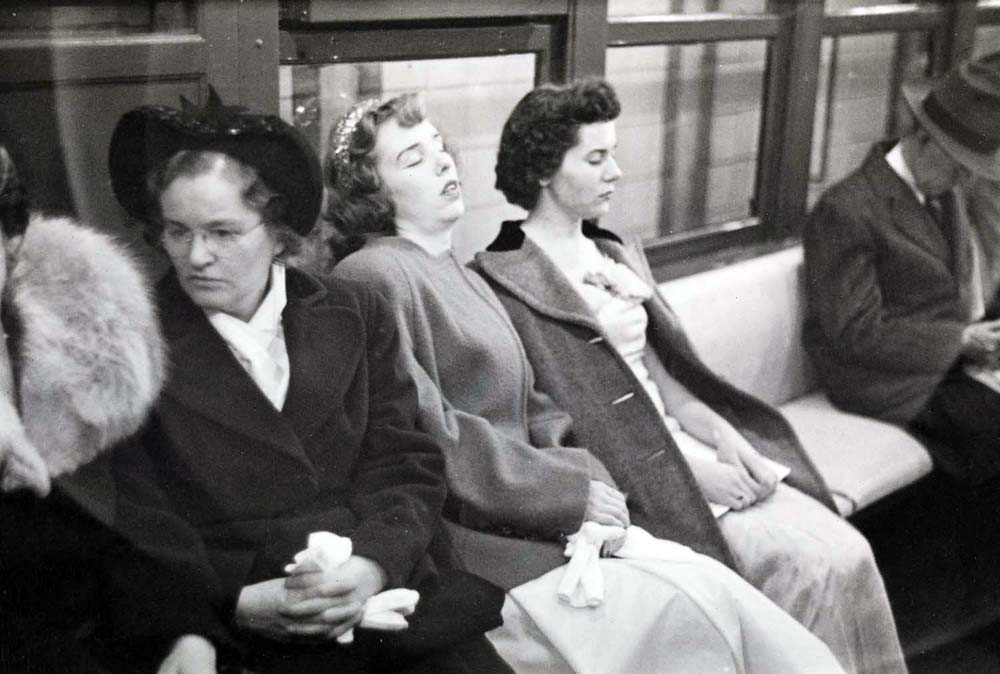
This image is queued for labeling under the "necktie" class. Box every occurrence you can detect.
[926,191,951,233]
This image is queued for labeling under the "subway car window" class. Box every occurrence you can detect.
[608,0,766,17]
[808,31,931,205]
[0,1,195,37]
[604,40,766,241]
[280,55,536,258]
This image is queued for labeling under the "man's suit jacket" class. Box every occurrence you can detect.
[803,141,995,423]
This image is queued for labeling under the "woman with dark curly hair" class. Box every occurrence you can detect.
[475,78,907,674]
[324,92,845,674]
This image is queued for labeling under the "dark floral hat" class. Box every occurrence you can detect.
[108,87,322,235]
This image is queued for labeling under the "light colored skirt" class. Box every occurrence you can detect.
[718,483,908,674]
[487,553,844,674]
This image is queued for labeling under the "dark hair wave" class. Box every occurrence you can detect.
[495,78,620,211]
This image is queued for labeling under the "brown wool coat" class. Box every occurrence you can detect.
[474,222,835,571]
[802,142,998,424]
[333,238,607,590]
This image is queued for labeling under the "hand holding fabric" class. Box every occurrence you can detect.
[715,429,778,501]
[235,577,322,641]
[686,453,760,511]
[283,532,417,644]
[559,524,699,608]
[583,480,630,529]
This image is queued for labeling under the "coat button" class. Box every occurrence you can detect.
[610,392,635,405]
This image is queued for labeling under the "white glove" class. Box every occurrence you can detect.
[558,521,626,608]
[287,532,420,644]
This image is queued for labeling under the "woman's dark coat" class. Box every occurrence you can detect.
[474,222,836,571]
[113,267,505,673]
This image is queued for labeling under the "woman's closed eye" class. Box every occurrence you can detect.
[586,148,616,166]
[400,137,446,168]
[400,148,423,168]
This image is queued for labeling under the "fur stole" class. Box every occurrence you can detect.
[4,214,165,479]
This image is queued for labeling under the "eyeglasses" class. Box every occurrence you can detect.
[160,221,264,257]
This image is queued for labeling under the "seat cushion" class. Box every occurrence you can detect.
[780,392,933,516]
[659,246,815,407]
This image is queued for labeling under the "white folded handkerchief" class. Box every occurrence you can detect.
[558,523,699,608]
[286,531,420,644]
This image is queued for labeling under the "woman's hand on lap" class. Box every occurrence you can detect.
[737,448,779,500]
[688,455,759,510]
[280,555,388,639]
[584,480,630,528]
[235,576,352,642]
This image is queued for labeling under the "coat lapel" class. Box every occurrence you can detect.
[158,274,312,472]
[279,275,364,443]
[864,149,951,268]
[475,238,604,335]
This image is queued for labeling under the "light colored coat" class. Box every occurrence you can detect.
[475,222,835,571]
[334,238,610,589]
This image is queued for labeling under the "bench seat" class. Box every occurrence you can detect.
[780,392,933,515]
[659,246,933,516]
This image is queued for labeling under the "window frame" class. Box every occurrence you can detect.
[276,0,987,279]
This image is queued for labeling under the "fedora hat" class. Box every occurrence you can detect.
[109,88,322,235]
[902,51,1000,181]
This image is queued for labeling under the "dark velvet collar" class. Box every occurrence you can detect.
[487,218,623,252]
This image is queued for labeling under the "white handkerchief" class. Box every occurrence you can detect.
[286,531,420,644]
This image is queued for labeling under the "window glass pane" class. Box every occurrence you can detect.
[824,0,911,11]
[974,24,1000,57]
[280,54,535,261]
[604,40,766,241]
[609,0,765,18]
[808,32,931,205]
[0,1,195,38]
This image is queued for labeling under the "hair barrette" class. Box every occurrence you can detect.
[330,97,381,187]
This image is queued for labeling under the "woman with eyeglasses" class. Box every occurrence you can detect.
[104,93,512,674]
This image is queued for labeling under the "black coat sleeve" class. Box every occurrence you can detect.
[106,433,236,655]
[339,284,450,589]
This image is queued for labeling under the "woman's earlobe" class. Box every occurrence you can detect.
[539,178,551,187]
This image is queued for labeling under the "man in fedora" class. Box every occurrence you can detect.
[803,52,1000,487]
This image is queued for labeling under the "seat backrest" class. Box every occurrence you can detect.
[658,246,816,406]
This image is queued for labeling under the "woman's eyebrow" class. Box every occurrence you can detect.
[163,218,241,229]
